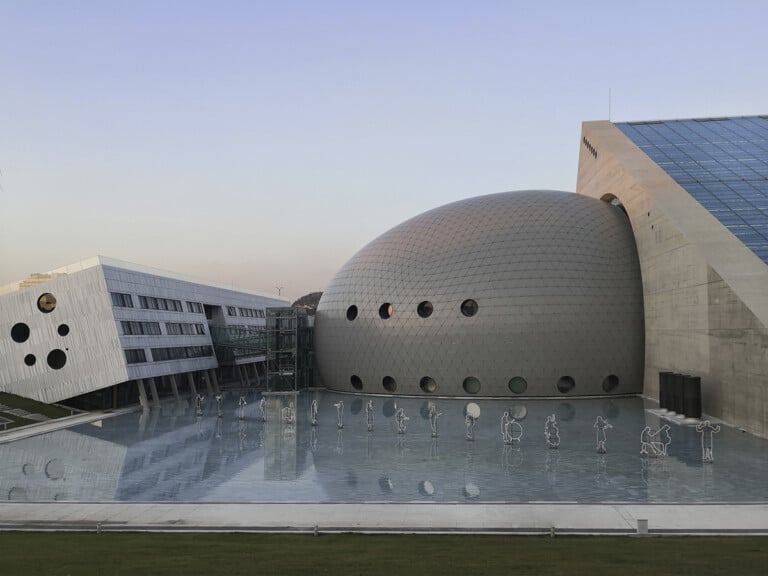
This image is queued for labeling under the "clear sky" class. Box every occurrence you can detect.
[2,0,767,300]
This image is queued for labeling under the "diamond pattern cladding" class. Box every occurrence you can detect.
[314,191,645,397]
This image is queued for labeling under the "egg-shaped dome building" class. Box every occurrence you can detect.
[315,190,644,397]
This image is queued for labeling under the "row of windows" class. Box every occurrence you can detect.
[139,295,184,312]
[126,345,213,364]
[111,292,206,314]
[348,374,620,394]
[346,299,479,321]
[111,292,134,308]
[125,349,147,364]
[121,321,162,336]
[227,306,266,318]
[121,321,207,336]
[166,322,206,336]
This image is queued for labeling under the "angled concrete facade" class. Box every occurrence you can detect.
[0,257,287,404]
[577,120,768,436]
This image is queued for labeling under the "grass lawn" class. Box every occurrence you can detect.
[0,392,74,430]
[0,533,765,576]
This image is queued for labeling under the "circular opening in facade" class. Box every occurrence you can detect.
[508,376,528,394]
[47,349,67,370]
[460,299,478,317]
[57,324,70,336]
[602,374,619,393]
[346,305,358,321]
[45,459,64,480]
[382,376,397,393]
[420,376,437,393]
[24,354,36,367]
[378,303,393,319]
[11,323,30,343]
[37,293,57,313]
[463,377,481,394]
[417,301,433,318]
[557,376,575,394]
[350,375,363,390]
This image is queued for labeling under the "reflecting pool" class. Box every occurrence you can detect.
[2,391,766,503]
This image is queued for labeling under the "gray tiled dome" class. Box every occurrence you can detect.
[315,190,644,397]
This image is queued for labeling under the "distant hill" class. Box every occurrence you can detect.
[292,291,322,311]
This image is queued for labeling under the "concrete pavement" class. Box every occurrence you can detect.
[1,502,767,535]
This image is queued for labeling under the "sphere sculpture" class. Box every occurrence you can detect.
[315,190,644,397]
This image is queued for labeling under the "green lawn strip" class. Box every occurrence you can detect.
[0,533,765,576]
[0,392,73,419]
[0,411,37,430]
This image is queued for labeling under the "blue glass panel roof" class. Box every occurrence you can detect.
[617,116,768,266]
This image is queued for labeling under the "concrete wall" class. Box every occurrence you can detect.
[577,121,768,436]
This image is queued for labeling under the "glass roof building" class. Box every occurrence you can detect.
[617,117,768,263]
[578,116,768,437]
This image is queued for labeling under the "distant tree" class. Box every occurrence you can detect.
[291,291,323,311]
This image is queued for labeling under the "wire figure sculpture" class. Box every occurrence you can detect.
[310,399,318,427]
[640,424,672,456]
[237,394,247,420]
[428,404,443,438]
[195,394,205,416]
[593,416,612,454]
[544,414,560,448]
[334,400,344,429]
[696,420,721,463]
[365,399,374,431]
[395,407,409,434]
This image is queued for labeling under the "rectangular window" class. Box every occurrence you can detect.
[187,301,203,314]
[227,306,237,316]
[150,345,213,362]
[121,321,161,336]
[138,295,184,312]
[124,348,147,364]
[110,292,134,308]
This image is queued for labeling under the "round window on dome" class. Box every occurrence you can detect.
[602,374,619,393]
[460,299,478,317]
[417,301,433,318]
[463,377,481,394]
[346,305,358,321]
[351,375,363,390]
[508,377,528,394]
[379,303,393,319]
[557,376,575,394]
[420,376,437,393]
[382,376,397,393]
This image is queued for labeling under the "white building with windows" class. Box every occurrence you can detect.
[0,256,287,407]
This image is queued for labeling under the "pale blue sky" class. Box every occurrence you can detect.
[2,0,767,300]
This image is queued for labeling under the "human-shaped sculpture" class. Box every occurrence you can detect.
[237,395,247,420]
[258,397,266,421]
[334,400,344,429]
[500,410,510,442]
[215,393,223,418]
[365,400,374,432]
[593,416,612,454]
[428,405,443,438]
[544,414,560,449]
[310,399,318,427]
[395,407,409,434]
[696,420,721,463]
[503,417,523,445]
[640,424,672,456]
[238,420,247,450]
[465,413,477,441]
[283,401,296,426]
[195,394,205,416]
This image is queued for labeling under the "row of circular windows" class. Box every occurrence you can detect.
[346,299,478,321]
[348,374,620,394]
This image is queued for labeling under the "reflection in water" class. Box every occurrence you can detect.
[1,392,767,504]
